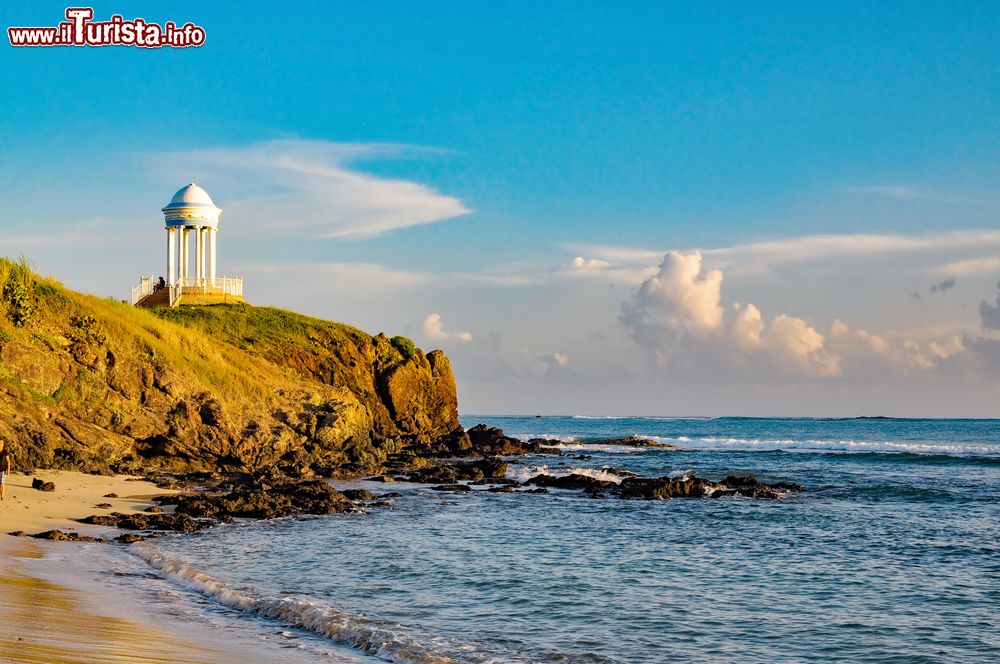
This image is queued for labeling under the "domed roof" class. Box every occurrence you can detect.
[163,183,219,210]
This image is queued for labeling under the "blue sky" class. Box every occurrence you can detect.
[2,1,999,415]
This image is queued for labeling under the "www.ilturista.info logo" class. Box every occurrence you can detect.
[8,7,205,48]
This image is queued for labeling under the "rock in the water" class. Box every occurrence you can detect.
[94,503,113,509]
[78,512,212,533]
[588,436,676,449]
[525,438,564,455]
[30,530,102,542]
[466,424,527,455]
[103,493,119,498]
[171,479,354,521]
[342,489,377,501]
[115,533,145,544]
[616,474,802,500]
[407,465,459,484]
[525,473,617,492]
[430,484,471,492]
[618,476,712,499]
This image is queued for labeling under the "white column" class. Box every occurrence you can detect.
[209,229,217,284]
[180,229,189,280]
[197,228,204,280]
[167,228,176,285]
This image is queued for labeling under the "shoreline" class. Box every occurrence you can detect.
[0,471,281,664]
[0,432,804,664]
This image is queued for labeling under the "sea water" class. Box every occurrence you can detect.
[123,417,998,662]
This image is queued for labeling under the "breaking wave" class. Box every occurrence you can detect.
[558,436,999,459]
[506,464,633,484]
[130,544,510,664]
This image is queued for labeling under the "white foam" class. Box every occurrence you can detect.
[552,435,997,458]
[130,544,497,664]
[655,436,998,457]
[507,465,629,484]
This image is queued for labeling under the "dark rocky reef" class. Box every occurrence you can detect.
[525,472,801,500]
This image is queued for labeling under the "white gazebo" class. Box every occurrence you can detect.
[131,183,243,307]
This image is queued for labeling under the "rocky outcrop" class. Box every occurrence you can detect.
[0,259,464,477]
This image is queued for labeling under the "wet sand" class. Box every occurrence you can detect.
[0,471,271,664]
[0,539,248,663]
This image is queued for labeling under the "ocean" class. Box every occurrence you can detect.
[79,417,1000,662]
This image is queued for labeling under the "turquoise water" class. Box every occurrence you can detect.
[135,417,1000,662]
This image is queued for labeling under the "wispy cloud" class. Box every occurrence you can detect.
[0,218,145,249]
[932,257,1000,276]
[243,261,435,288]
[154,139,472,239]
[841,185,987,206]
[571,229,1000,278]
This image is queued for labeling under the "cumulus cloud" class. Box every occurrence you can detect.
[156,139,471,239]
[422,313,472,342]
[621,251,724,336]
[829,320,950,373]
[618,250,974,380]
[980,280,1000,331]
[620,252,839,378]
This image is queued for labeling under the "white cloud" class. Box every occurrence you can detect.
[623,251,725,335]
[521,348,572,377]
[620,251,839,378]
[766,314,840,377]
[156,139,471,239]
[829,320,965,373]
[571,256,611,272]
[928,337,965,360]
[567,255,658,285]
[422,313,472,342]
[572,229,1000,278]
[245,261,433,288]
[934,257,1000,276]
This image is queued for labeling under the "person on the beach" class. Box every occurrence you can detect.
[0,438,10,501]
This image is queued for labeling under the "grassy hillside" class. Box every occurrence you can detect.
[0,258,460,476]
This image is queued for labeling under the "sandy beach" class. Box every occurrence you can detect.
[0,471,270,664]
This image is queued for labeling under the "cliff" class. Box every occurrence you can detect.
[0,258,463,476]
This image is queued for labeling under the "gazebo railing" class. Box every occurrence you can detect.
[133,275,242,306]
[178,276,243,297]
[130,275,155,305]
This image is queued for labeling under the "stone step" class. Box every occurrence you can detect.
[135,289,171,308]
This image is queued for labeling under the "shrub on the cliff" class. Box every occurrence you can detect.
[2,257,38,327]
[67,314,107,346]
[390,335,415,359]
